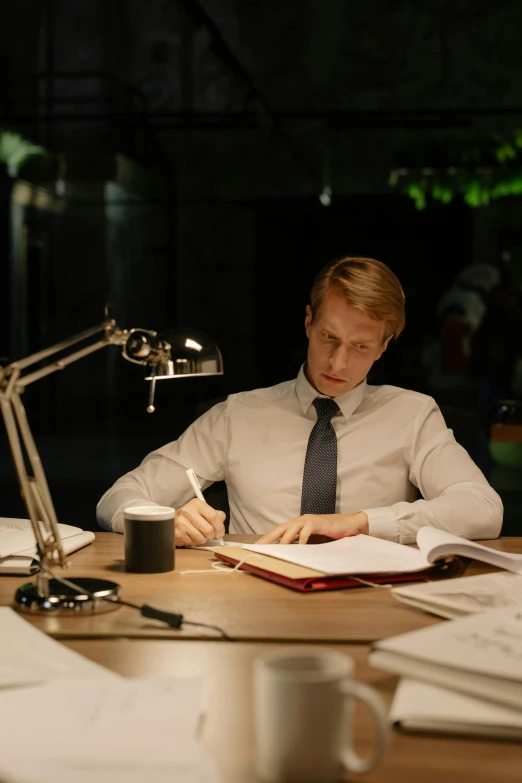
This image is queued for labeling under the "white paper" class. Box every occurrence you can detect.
[0,752,218,783]
[244,526,522,577]
[375,606,522,683]
[370,607,522,711]
[244,534,430,575]
[0,750,218,783]
[0,607,116,687]
[391,677,522,736]
[393,571,522,619]
[417,526,522,574]
[195,540,245,550]
[0,678,217,783]
[0,677,202,736]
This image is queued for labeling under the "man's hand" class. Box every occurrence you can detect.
[256,512,369,545]
[175,499,226,546]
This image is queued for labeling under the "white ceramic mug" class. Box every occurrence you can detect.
[253,647,389,783]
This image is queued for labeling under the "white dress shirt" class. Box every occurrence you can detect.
[96,366,503,543]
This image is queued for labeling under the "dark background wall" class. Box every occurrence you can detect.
[1,0,521,531]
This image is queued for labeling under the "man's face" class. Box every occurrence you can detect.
[304,288,391,397]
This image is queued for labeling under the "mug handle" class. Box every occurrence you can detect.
[339,680,390,774]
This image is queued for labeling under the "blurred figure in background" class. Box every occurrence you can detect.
[421,261,503,476]
[470,257,522,422]
[423,263,501,404]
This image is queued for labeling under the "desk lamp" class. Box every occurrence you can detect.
[0,317,223,613]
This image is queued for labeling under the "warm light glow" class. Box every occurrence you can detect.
[185,339,203,351]
[318,185,332,207]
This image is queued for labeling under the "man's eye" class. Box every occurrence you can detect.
[324,333,336,340]
[357,344,369,351]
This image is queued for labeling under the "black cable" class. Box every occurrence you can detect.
[38,563,231,640]
[104,598,231,639]
[182,621,232,641]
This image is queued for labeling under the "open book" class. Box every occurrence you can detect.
[0,518,95,575]
[369,606,522,711]
[240,526,521,577]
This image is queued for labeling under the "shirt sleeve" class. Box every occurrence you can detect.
[96,401,228,533]
[362,399,503,544]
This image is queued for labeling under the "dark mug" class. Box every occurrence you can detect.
[124,505,175,573]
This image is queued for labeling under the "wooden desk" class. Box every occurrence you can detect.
[61,637,522,783]
[0,534,520,643]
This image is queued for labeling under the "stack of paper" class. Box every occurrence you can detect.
[370,606,522,740]
[392,571,522,620]
[390,679,522,740]
[0,517,94,574]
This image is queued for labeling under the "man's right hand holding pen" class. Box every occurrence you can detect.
[175,499,226,547]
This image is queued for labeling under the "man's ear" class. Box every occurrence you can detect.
[305,305,312,338]
[376,334,393,360]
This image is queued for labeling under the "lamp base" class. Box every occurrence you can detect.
[15,578,121,614]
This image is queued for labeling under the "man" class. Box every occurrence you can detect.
[97,257,503,546]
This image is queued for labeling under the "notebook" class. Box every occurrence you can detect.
[0,518,95,575]
[369,606,522,711]
[390,678,522,740]
[392,571,522,619]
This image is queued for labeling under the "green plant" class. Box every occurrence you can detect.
[0,130,46,176]
[389,129,522,209]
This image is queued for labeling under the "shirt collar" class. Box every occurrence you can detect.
[295,364,367,420]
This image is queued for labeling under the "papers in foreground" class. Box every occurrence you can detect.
[0,608,218,783]
[392,571,522,619]
[390,678,522,740]
[370,606,522,711]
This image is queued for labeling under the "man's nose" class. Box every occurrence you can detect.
[330,344,349,372]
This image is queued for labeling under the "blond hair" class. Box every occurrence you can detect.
[310,257,406,340]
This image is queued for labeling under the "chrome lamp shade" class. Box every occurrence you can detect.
[122,326,224,413]
[145,328,224,380]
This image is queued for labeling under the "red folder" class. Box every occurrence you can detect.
[213,550,462,593]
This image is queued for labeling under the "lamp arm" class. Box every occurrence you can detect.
[0,319,157,595]
[4,319,129,386]
[0,395,49,558]
[18,337,118,388]
[0,391,65,596]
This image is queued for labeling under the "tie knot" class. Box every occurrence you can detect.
[312,397,340,422]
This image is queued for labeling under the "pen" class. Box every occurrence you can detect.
[185,468,225,546]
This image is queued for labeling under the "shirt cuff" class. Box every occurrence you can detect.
[361,506,400,542]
